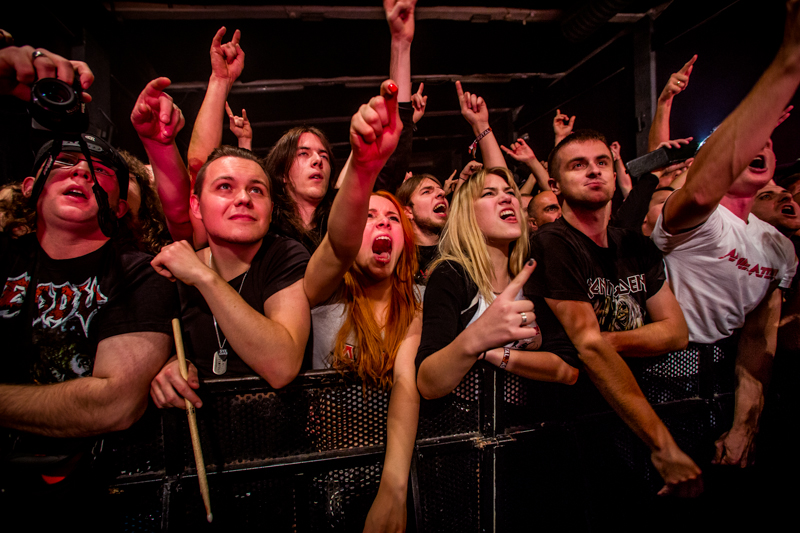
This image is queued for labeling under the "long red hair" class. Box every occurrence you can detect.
[331,191,419,389]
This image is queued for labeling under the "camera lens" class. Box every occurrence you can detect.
[33,79,76,109]
[40,82,73,105]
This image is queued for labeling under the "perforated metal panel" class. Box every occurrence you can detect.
[417,367,482,439]
[415,446,481,533]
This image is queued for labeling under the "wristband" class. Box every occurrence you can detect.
[468,127,492,158]
[499,346,510,369]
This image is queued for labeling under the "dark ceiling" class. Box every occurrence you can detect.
[4,1,795,181]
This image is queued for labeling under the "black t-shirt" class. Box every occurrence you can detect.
[416,244,439,285]
[180,233,310,379]
[0,234,178,385]
[525,218,666,367]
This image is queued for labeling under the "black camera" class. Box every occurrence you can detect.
[29,77,89,134]
[625,140,699,179]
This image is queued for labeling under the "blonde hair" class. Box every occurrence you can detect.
[330,192,420,390]
[433,167,529,302]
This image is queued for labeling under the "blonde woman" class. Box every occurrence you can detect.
[416,166,579,399]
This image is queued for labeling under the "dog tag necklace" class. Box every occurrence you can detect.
[209,251,249,375]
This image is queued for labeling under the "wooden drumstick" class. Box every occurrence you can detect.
[172,318,213,523]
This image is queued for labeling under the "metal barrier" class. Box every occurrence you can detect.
[102,351,735,532]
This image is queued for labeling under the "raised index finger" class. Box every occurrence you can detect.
[679,54,697,75]
[455,80,465,104]
[143,77,171,101]
[501,259,536,299]
[416,82,424,95]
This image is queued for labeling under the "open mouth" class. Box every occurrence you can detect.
[500,209,517,222]
[372,235,393,263]
[749,155,766,171]
[309,173,324,181]
[433,203,447,215]
[64,188,87,199]
[781,203,796,216]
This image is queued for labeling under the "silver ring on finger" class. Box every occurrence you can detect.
[31,50,45,61]
[520,312,528,326]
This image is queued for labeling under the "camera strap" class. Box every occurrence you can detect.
[29,134,119,238]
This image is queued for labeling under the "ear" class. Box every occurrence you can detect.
[190,194,202,220]
[403,205,414,222]
[528,220,538,233]
[114,199,129,219]
[549,179,560,195]
[22,177,35,198]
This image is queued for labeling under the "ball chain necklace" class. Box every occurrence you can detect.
[209,250,249,375]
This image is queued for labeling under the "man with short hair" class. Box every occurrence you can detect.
[526,129,701,497]
[651,4,800,467]
[395,173,448,283]
[526,190,561,233]
[751,179,800,238]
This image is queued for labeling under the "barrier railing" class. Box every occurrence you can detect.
[103,350,734,532]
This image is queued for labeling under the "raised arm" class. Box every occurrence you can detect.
[663,4,800,232]
[187,27,245,178]
[0,331,170,437]
[501,137,550,192]
[649,55,696,152]
[131,77,194,243]
[456,81,506,169]
[225,102,252,151]
[364,314,421,533]
[371,0,416,194]
[305,80,402,307]
[553,109,575,146]
[546,297,702,496]
[610,141,632,199]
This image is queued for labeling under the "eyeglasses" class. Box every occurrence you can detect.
[52,154,115,178]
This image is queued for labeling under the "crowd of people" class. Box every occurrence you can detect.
[2,0,800,530]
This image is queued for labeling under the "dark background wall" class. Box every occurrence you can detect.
[2,0,798,186]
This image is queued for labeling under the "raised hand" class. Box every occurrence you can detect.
[0,45,94,102]
[384,0,417,44]
[210,27,244,86]
[151,240,212,286]
[777,104,793,128]
[411,82,427,124]
[469,260,538,354]
[349,80,402,174]
[225,101,253,149]
[553,109,575,145]
[444,169,458,195]
[656,137,694,151]
[460,161,483,181]
[501,138,537,165]
[610,141,622,161]
[659,55,696,103]
[131,77,185,145]
[150,355,202,409]
[456,80,490,132]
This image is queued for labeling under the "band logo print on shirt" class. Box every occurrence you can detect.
[718,249,778,280]
[31,276,108,337]
[0,273,31,319]
[586,274,646,299]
